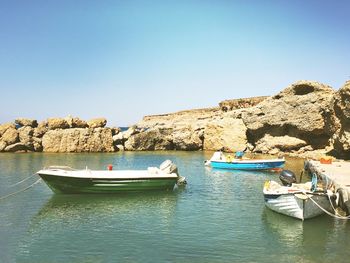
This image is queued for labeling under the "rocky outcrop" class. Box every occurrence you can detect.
[242,81,336,153]
[0,116,114,153]
[42,128,114,152]
[47,118,70,130]
[331,81,350,158]
[3,80,350,158]
[87,118,107,128]
[219,96,268,112]
[124,128,174,151]
[15,118,38,128]
[203,117,247,151]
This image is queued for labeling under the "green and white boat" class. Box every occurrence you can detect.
[37,160,186,194]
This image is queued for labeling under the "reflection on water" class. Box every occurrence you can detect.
[18,191,182,263]
[1,152,350,263]
[33,191,180,226]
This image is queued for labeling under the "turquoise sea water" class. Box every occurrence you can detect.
[1,152,350,263]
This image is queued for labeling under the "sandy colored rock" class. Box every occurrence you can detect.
[204,118,247,151]
[254,135,308,153]
[42,128,114,152]
[332,81,350,157]
[0,123,16,136]
[124,128,173,150]
[15,118,38,128]
[242,80,336,150]
[172,126,203,150]
[47,118,70,130]
[5,142,28,152]
[87,118,107,128]
[1,127,19,145]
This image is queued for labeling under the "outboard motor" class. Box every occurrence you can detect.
[279,169,297,186]
[160,160,178,175]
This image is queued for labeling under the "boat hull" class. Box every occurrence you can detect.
[264,193,333,220]
[210,160,285,170]
[38,173,178,194]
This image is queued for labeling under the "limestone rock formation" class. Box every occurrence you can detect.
[242,80,336,152]
[65,116,88,128]
[124,128,173,151]
[47,118,70,130]
[87,118,107,128]
[172,126,203,150]
[332,81,350,157]
[203,117,247,151]
[15,118,38,128]
[0,123,16,136]
[42,128,114,152]
[219,96,268,112]
[18,126,35,151]
[1,127,19,145]
[254,135,308,154]
[5,143,28,152]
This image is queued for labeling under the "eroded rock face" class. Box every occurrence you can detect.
[42,128,114,152]
[0,123,16,136]
[254,134,308,154]
[124,128,174,151]
[87,118,107,128]
[18,126,35,151]
[332,81,350,157]
[15,118,38,128]
[242,80,336,151]
[65,116,88,128]
[172,126,203,150]
[1,127,19,145]
[47,118,70,130]
[204,118,247,151]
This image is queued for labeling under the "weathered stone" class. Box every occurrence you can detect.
[42,128,114,152]
[332,81,350,157]
[113,126,140,145]
[5,143,28,152]
[0,141,6,151]
[65,116,88,128]
[34,122,48,138]
[124,128,173,150]
[47,118,70,130]
[242,80,336,150]
[1,128,19,145]
[87,118,107,128]
[111,127,121,136]
[172,127,202,150]
[254,134,308,154]
[115,144,124,151]
[0,123,16,136]
[204,118,247,151]
[18,126,34,150]
[33,137,43,152]
[219,96,268,112]
[15,118,38,128]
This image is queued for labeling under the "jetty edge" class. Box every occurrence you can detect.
[1,80,350,160]
[305,159,350,215]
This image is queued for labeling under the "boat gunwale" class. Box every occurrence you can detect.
[210,158,285,164]
[36,169,178,180]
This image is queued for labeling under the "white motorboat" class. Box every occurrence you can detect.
[263,170,336,220]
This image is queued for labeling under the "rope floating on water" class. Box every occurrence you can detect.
[8,173,37,187]
[0,178,42,201]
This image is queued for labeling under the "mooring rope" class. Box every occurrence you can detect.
[8,173,37,187]
[0,178,42,201]
[302,191,350,220]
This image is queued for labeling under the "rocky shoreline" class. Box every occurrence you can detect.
[1,80,350,160]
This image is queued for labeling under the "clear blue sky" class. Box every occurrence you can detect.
[1,0,349,126]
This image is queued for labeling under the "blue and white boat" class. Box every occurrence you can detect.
[205,151,285,170]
